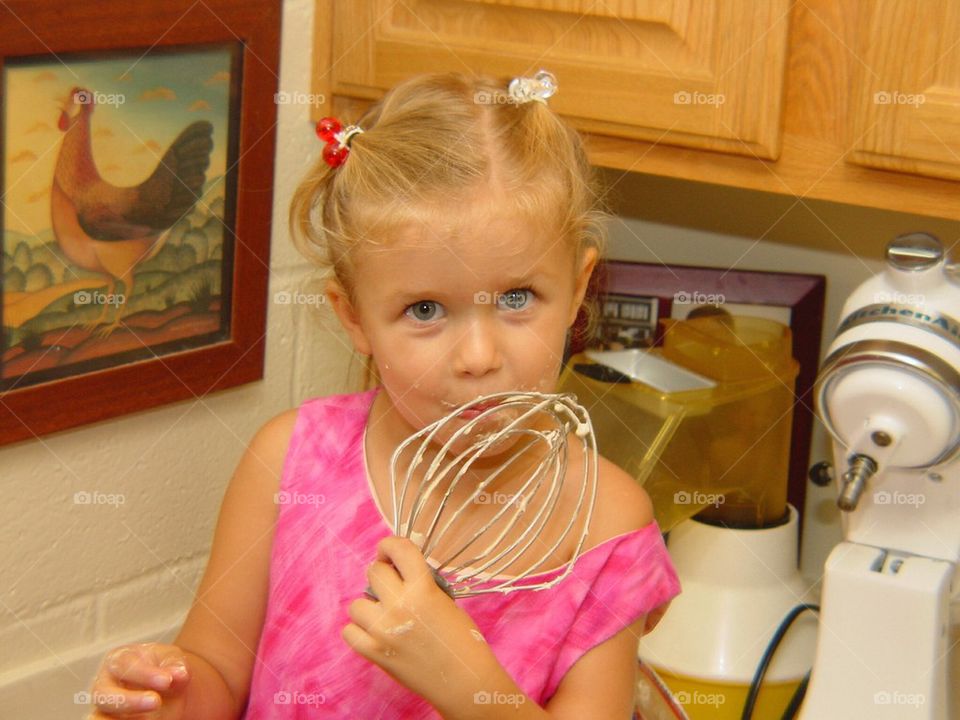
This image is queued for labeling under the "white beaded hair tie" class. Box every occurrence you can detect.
[508,70,558,105]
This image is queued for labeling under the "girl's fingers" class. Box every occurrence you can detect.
[89,670,162,715]
[108,653,174,693]
[107,644,186,691]
[341,622,379,661]
[87,643,189,716]
[366,559,403,601]
[157,654,190,684]
[93,690,160,715]
[347,596,380,628]
[375,536,432,585]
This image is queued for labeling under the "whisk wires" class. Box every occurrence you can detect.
[387,391,598,598]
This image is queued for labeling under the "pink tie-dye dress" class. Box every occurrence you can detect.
[243,388,680,719]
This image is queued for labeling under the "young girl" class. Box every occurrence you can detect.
[88,71,680,719]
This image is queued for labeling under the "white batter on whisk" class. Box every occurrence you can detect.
[388,391,598,598]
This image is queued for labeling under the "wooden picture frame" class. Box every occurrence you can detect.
[0,0,280,447]
[572,260,826,529]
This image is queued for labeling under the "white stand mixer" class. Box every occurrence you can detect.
[801,233,960,719]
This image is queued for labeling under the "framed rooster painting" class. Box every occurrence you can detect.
[0,0,280,446]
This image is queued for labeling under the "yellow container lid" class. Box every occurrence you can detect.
[660,315,798,384]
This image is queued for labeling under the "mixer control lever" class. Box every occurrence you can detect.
[838,454,878,511]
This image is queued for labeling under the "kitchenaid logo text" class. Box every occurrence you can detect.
[838,304,960,347]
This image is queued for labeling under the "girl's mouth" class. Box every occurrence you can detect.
[456,399,501,418]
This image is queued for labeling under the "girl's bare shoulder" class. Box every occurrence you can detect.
[260,406,300,437]
[587,452,655,549]
[246,407,301,485]
[563,431,654,548]
[257,407,300,455]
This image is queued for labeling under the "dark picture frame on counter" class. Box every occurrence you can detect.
[571,260,826,530]
[0,0,281,447]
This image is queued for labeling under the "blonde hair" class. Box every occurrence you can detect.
[290,72,609,389]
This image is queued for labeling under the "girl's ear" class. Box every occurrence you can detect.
[568,246,599,327]
[325,279,373,356]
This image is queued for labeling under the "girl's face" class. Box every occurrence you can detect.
[328,205,597,453]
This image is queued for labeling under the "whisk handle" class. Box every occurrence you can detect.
[363,567,456,601]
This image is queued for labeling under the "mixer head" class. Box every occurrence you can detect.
[816,233,960,511]
[387,391,598,598]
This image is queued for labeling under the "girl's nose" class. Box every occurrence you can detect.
[453,316,501,377]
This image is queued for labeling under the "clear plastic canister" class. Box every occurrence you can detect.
[558,315,799,530]
[658,315,799,527]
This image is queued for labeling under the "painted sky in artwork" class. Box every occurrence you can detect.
[3,45,232,236]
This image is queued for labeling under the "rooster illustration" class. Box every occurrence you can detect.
[52,87,214,336]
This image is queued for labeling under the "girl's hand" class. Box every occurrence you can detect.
[343,537,497,706]
[88,643,190,718]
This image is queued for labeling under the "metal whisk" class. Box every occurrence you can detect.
[387,391,598,598]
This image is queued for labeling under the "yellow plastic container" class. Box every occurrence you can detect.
[557,316,799,530]
[654,668,803,720]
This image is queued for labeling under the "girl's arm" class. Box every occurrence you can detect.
[173,409,297,717]
[435,614,649,720]
[541,458,658,718]
[543,615,647,719]
[89,410,296,719]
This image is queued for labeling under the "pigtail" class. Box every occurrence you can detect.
[289,154,338,269]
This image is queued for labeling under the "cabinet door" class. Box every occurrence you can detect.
[848,0,960,180]
[330,1,791,159]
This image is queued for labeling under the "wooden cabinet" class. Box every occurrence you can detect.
[848,0,960,181]
[313,0,960,221]
[328,0,790,159]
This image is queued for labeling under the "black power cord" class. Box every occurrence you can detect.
[780,670,812,719]
[740,603,820,720]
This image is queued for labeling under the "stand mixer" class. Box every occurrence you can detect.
[801,233,960,719]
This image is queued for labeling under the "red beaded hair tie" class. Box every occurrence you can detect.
[316,116,364,168]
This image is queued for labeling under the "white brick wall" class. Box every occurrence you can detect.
[0,596,96,676]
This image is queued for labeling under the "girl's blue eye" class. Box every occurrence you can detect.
[405,300,444,322]
[497,287,534,311]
